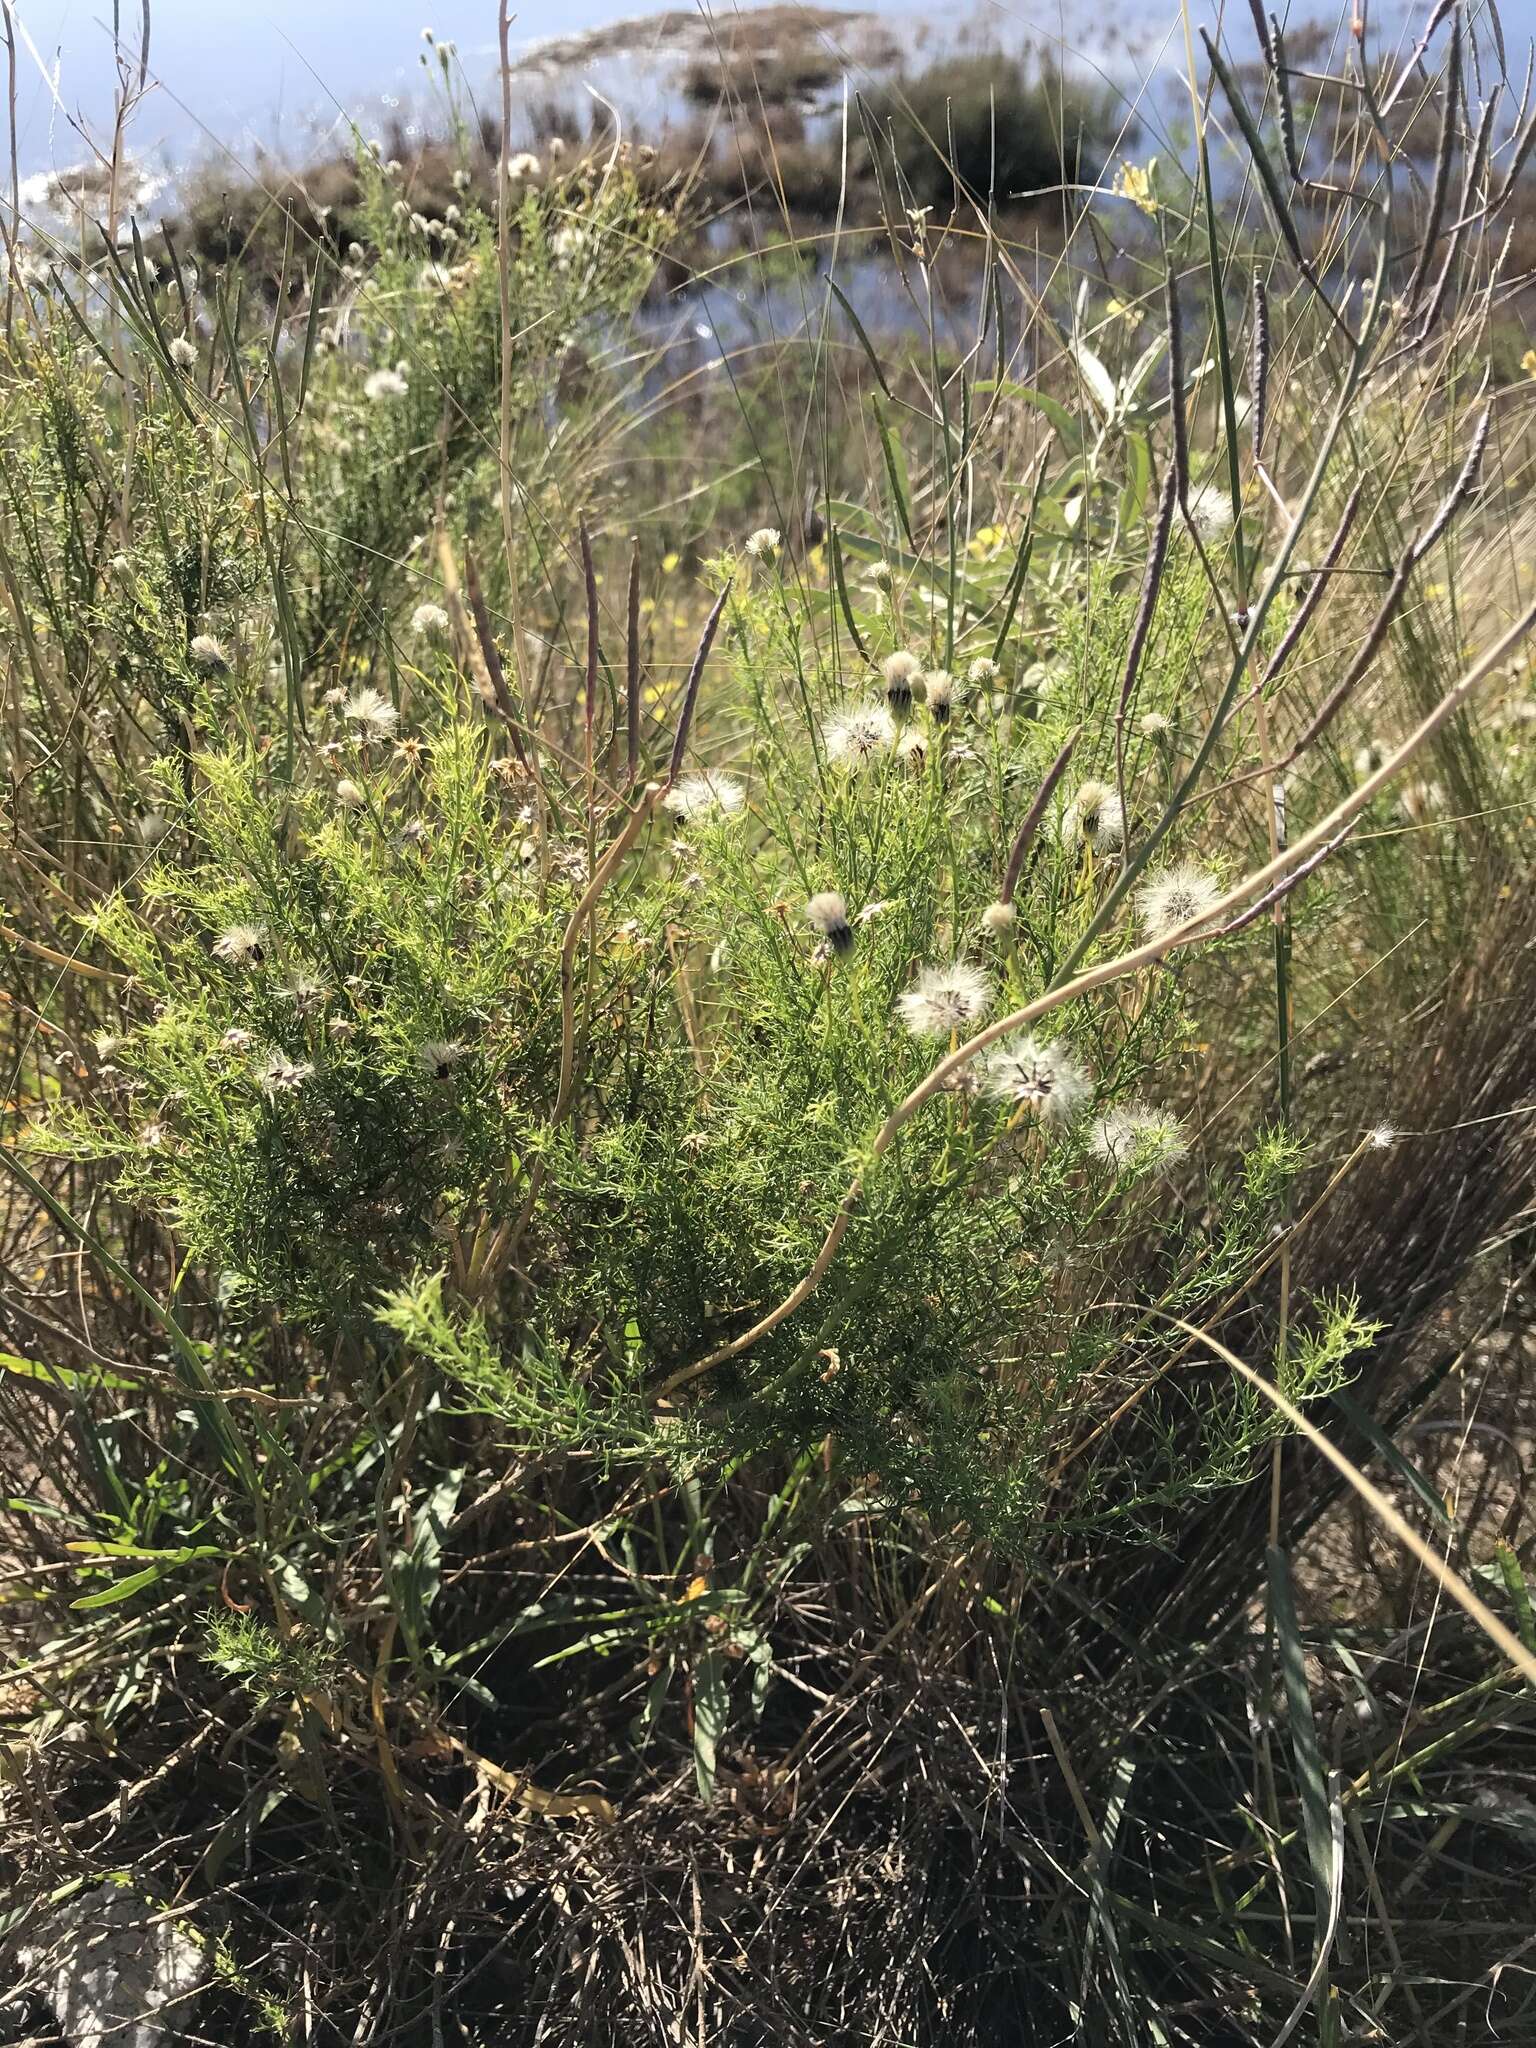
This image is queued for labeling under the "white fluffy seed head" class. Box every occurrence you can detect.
[212,922,267,966]
[417,1038,467,1079]
[1136,862,1223,941]
[364,366,409,401]
[1089,1105,1187,1173]
[980,900,1017,938]
[410,603,451,643]
[896,962,992,1039]
[189,633,230,673]
[1188,481,1235,541]
[744,527,781,561]
[1063,778,1125,853]
[665,773,746,823]
[805,890,854,955]
[897,726,928,773]
[825,704,896,771]
[343,686,399,742]
[923,670,956,723]
[168,335,198,370]
[335,778,366,809]
[258,1052,314,1098]
[983,1035,1090,1123]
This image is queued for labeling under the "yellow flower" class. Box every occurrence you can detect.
[1522,347,1536,379]
[661,551,680,574]
[1112,161,1159,216]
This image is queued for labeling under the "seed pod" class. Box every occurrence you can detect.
[1250,271,1270,466]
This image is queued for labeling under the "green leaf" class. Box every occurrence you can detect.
[692,1647,728,1803]
[1268,1547,1336,1949]
[825,276,892,398]
[70,1564,167,1610]
[1070,340,1117,420]
[1331,1390,1451,1529]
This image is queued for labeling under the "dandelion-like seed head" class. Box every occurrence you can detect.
[1188,482,1235,542]
[825,704,896,771]
[984,1035,1090,1123]
[897,726,929,773]
[897,961,992,1040]
[980,899,1017,938]
[881,650,922,719]
[1064,778,1125,852]
[505,151,542,181]
[1090,1105,1187,1174]
[1368,1122,1397,1151]
[335,778,366,810]
[966,657,1000,688]
[1139,710,1172,740]
[364,366,409,401]
[665,773,746,823]
[343,686,399,742]
[212,922,266,967]
[410,601,451,642]
[417,1038,467,1080]
[924,670,956,724]
[805,890,854,957]
[189,633,230,674]
[744,527,781,561]
[1137,861,1223,940]
[168,336,198,370]
[258,1053,314,1099]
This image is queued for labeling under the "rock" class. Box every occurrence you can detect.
[16,1881,209,2048]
